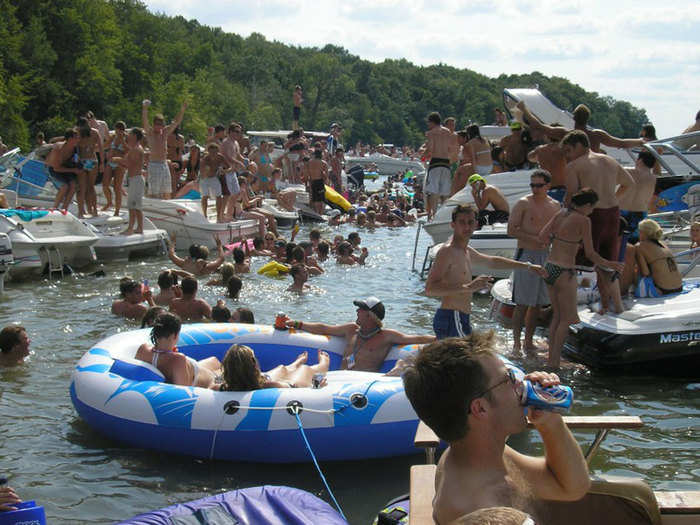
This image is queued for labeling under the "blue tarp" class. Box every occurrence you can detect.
[118,485,348,525]
[0,209,49,221]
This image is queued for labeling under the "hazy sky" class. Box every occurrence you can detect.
[144,0,699,138]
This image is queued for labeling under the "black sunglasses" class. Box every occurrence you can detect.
[467,369,517,413]
[530,182,546,188]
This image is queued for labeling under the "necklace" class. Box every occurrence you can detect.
[357,327,381,340]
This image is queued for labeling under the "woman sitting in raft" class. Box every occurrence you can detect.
[214,344,330,390]
[636,218,683,294]
[539,188,625,368]
[135,313,222,388]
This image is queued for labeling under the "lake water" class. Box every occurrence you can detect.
[0,214,698,524]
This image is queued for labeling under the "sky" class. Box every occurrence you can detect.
[143,0,699,138]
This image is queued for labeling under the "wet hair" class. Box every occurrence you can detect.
[252,236,263,250]
[309,229,321,241]
[337,241,353,256]
[638,218,663,241]
[119,278,140,297]
[220,262,235,283]
[227,275,242,299]
[561,130,590,149]
[141,306,166,328]
[638,150,656,169]
[232,248,245,264]
[189,244,209,260]
[570,187,599,208]
[451,204,476,222]
[641,124,657,140]
[285,242,297,262]
[234,307,254,324]
[180,276,198,296]
[427,112,441,125]
[130,127,143,141]
[157,270,178,290]
[572,104,591,126]
[220,344,265,391]
[402,333,496,442]
[0,325,26,353]
[149,312,181,345]
[317,240,330,258]
[212,303,232,322]
[64,128,76,140]
[466,124,482,141]
[291,246,305,263]
[114,121,126,130]
[290,264,306,279]
[531,169,551,184]
[348,232,360,244]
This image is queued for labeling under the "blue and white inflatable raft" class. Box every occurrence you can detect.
[70,323,421,462]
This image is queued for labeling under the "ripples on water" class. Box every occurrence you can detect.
[0,217,698,524]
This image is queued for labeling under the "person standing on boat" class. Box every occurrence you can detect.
[425,205,545,340]
[618,150,657,261]
[517,100,644,154]
[199,142,228,223]
[113,127,146,234]
[562,130,634,314]
[76,117,104,218]
[141,98,187,200]
[402,333,591,524]
[507,170,561,355]
[221,123,245,220]
[424,112,454,219]
[0,325,31,367]
[468,175,510,228]
[444,117,461,182]
[285,297,435,373]
[46,128,81,211]
[307,146,329,215]
[292,85,303,130]
[527,127,568,203]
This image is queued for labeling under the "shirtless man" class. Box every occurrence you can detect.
[424,112,454,219]
[425,205,544,339]
[517,100,643,154]
[221,123,245,219]
[468,175,510,228]
[507,170,561,354]
[287,263,311,293]
[292,85,303,130]
[169,276,212,322]
[403,334,590,524]
[527,129,568,203]
[499,122,528,170]
[46,129,81,211]
[444,117,461,182]
[307,147,328,215]
[286,297,435,372]
[167,235,225,276]
[112,128,146,234]
[562,130,634,313]
[112,279,155,320]
[199,142,229,223]
[0,325,31,367]
[167,126,186,194]
[142,98,187,199]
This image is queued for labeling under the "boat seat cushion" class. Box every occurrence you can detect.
[110,358,165,383]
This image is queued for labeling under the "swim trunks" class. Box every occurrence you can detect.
[225,171,240,195]
[477,209,509,228]
[433,308,471,339]
[310,178,325,203]
[512,249,549,306]
[48,167,75,187]
[425,158,451,196]
[199,176,222,199]
[127,175,145,210]
[147,161,172,196]
[293,106,300,121]
[577,206,620,267]
[547,186,566,204]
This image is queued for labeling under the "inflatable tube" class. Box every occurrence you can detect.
[119,485,346,525]
[324,185,352,212]
[257,260,290,277]
[225,238,254,254]
[70,323,421,462]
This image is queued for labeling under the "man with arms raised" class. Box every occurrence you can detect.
[563,131,634,313]
[507,170,561,354]
[142,98,187,199]
[286,297,435,372]
[424,112,453,219]
[403,333,590,524]
[425,205,544,339]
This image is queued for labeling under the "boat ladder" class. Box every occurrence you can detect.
[410,220,435,280]
[39,245,64,279]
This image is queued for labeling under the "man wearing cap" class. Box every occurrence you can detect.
[468,175,510,228]
[286,297,435,372]
[499,121,528,170]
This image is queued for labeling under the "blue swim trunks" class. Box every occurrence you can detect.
[548,186,566,204]
[433,308,472,339]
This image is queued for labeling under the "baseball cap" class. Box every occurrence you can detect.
[353,296,385,320]
[510,121,522,130]
[468,174,485,185]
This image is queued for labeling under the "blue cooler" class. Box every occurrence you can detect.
[0,500,47,525]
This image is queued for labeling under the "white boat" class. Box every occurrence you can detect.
[0,232,13,293]
[79,212,167,261]
[0,209,98,280]
[344,152,425,177]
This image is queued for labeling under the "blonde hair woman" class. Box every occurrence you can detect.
[636,219,682,294]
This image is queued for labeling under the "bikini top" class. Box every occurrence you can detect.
[151,349,199,386]
[111,140,125,152]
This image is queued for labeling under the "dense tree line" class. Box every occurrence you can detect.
[0,0,648,151]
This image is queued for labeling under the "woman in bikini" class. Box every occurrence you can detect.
[135,312,222,388]
[538,188,624,368]
[234,176,278,237]
[102,121,128,214]
[465,124,493,176]
[214,344,330,391]
[635,219,682,294]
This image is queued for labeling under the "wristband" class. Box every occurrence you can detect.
[294,321,303,330]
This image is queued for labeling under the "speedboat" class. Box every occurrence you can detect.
[79,211,167,261]
[564,277,700,375]
[344,152,425,177]
[0,208,98,280]
[0,233,12,293]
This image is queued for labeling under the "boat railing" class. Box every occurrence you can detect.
[644,131,700,177]
[674,247,700,277]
